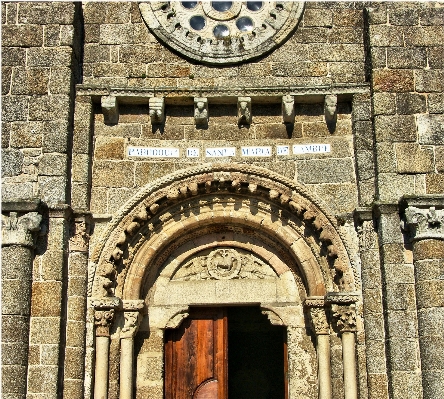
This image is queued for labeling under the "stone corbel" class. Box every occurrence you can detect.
[237,97,251,125]
[1,211,42,248]
[101,95,119,124]
[282,95,295,124]
[324,94,337,133]
[403,206,444,241]
[149,97,165,124]
[194,97,208,125]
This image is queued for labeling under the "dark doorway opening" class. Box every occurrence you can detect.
[227,307,286,399]
[164,306,287,399]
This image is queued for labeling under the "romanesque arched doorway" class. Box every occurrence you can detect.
[89,164,360,399]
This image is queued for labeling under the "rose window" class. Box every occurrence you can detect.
[139,1,305,65]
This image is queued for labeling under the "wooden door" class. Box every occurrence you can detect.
[165,308,228,399]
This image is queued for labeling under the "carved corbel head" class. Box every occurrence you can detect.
[194,97,208,125]
[282,95,295,124]
[324,94,337,133]
[149,97,165,124]
[101,95,119,124]
[237,97,251,125]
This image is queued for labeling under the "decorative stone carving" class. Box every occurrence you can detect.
[194,97,208,125]
[237,97,251,125]
[96,261,117,297]
[121,311,141,339]
[261,308,284,326]
[309,307,330,335]
[139,1,305,65]
[404,206,444,241]
[325,292,359,305]
[101,95,119,124]
[94,309,115,337]
[165,310,189,329]
[331,304,357,333]
[324,94,337,133]
[1,211,42,247]
[172,248,277,281]
[69,218,91,252]
[282,95,295,124]
[149,97,165,124]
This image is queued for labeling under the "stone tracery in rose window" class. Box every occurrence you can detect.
[139,1,305,65]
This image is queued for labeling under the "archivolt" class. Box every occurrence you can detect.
[90,163,356,300]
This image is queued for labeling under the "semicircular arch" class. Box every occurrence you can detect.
[90,163,357,302]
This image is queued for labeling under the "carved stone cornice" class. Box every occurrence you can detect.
[76,83,370,105]
[120,311,141,339]
[304,296,326,308]
[1,211,42,248]
[94,309,115,337]
[331,304,357,333]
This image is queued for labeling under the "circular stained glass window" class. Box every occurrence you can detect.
[213,24,230,38]
[211,1,233,12]
[181,1,197,9]
[140,1,305,65]
[190,15,206,30]
[236,16,254,32]
[246,1,263,12]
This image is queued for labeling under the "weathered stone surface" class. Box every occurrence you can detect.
[396,93,426,115]
[415,70,444,92]
[417,114,444,145]
[374,115,416,142]
[2,148,23,177]
[373,69,414,92]
[395,143,434,174]
[296,158,355,184]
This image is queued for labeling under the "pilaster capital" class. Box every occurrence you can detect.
[331,303,357,333]
[94,309,115,337]
[403,206,444,242]
[1,211,42,248]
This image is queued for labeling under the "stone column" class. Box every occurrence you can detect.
[306,297,332,399]
[403,198,444,399]
[120,310,142,399]
[329,294,358,399]
[1,200,42,399]
[94,308,115,399]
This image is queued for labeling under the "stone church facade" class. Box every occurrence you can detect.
[1,2,443,399]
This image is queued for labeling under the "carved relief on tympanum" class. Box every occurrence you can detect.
[172,247,277,281]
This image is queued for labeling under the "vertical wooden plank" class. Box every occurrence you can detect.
[284,329,289,399]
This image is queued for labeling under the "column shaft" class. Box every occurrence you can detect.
[317,334,332,399]
[120,338,134,399]
[94,336,110,399]
[342,331,358,399]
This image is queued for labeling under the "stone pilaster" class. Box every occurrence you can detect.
[402,196,444,399]
[1,200,42,399]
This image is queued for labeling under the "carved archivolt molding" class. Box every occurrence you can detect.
[90,164,356,300]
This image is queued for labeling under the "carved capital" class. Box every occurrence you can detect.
[309,307,330,335]
[404,206,444,241]
[325,292,359,305]
[331,304,357,333]
[1,211,42,247]
[69,216,91,252]
[121,311,141,339]
[94,309,115,337]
